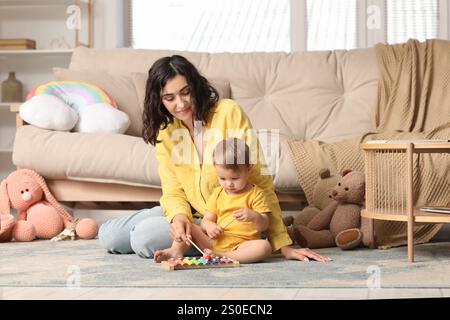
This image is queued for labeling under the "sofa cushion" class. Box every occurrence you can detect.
[12,125,301,192]
[69,47,379,143]
[53,68,142,137]
[132,72,231,111]
[13,125,160,188]
[273,137,302,193]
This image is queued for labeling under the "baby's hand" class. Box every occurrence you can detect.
[233,208,258,222]
[205,221,224,239]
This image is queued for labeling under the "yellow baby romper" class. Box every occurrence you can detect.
[205,185,272,252]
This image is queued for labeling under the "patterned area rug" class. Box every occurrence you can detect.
[1,240,450,288]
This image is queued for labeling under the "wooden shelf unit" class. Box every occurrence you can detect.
[361,141,450,262]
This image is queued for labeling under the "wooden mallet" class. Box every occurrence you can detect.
[221,217,237,229]
[187,238,206,256]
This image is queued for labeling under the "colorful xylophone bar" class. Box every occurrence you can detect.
[161,255,240,271]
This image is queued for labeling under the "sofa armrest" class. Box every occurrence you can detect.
[10,103,26,128]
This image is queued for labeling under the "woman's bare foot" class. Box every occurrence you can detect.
[154,248,184,263]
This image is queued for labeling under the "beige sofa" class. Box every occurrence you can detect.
[11,46,378,208]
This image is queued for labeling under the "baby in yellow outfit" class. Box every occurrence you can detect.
[205,184,271,253]
[200,138,272,263]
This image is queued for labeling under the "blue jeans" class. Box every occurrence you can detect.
[98,206,199,258]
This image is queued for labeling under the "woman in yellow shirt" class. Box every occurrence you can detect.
[98,55,330,262]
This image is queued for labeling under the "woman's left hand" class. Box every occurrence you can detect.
[281,245,332,262]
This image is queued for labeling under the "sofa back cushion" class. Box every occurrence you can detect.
[69,47,379,142]
[53,68,142,137]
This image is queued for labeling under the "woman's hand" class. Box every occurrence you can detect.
[281,245,332,262]
[171,214,192,245]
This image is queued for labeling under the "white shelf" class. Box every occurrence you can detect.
[0,49,73,55]
[0,0,86,180]
[0,102,23,111]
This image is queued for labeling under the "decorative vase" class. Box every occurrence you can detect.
[1,72,23,102]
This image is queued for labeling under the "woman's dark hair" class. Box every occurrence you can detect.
[142,55,219,145]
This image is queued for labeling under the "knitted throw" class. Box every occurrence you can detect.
[288,39,450,249]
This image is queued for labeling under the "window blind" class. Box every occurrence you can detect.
[128,0,446,52]
[130,0,290,52]
[123,0,133,47]
[386,0,439,44]
[306,0,357,51]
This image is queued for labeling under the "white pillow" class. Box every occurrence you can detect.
[19,94,78,131]
[75,103,130,134]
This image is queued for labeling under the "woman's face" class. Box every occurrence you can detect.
[161,74,194,125]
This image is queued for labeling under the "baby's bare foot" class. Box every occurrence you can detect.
[154,248,184,263]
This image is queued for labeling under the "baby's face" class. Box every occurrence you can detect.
[215,165,251,195]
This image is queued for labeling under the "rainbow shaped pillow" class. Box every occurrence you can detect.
[20,81,130,133]
[26,81,118,112]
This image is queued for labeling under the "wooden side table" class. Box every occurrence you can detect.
[361,140,450,262]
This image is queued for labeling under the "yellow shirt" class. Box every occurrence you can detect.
[205,185,271,252]
[155,99,292,252]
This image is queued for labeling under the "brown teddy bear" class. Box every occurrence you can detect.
[293,169,365,250]
[283,168,341,241]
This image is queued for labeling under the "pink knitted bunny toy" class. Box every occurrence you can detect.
[0,169,98,242]
[0,207,15,242]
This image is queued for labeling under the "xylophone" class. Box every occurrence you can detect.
[161,255,240,271]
